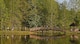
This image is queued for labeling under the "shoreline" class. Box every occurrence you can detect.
[0,31,80,35]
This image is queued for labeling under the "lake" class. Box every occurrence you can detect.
[0,34,80,44]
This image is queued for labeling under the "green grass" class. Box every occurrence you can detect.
[0,31,35,35]
[0,30,80,35]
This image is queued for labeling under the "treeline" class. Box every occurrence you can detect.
[0,0,80,31]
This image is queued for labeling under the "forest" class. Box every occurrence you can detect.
[0,0,80,31]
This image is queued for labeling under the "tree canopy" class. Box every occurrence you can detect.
[0,0,80,30]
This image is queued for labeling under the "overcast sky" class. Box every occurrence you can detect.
[56,0,70,3]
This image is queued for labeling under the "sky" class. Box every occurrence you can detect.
[56,0,70,3]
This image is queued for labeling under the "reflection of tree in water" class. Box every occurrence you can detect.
[0,35,1,43]
[39,39,47,44]
[21,35,30,44]
[70,35,79,44]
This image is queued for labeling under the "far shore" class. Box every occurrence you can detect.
[0,30,80,35]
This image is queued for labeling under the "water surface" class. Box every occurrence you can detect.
[0,34,80,44]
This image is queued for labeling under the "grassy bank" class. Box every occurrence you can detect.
[0,31,35,35]
[0,30,80,35]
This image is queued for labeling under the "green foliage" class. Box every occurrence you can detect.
[0,0,80,30]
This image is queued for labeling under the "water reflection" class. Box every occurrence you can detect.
[30,34,65,40]
[20,35,29,44]
[70,35,79,44]
[0,34,80,44]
